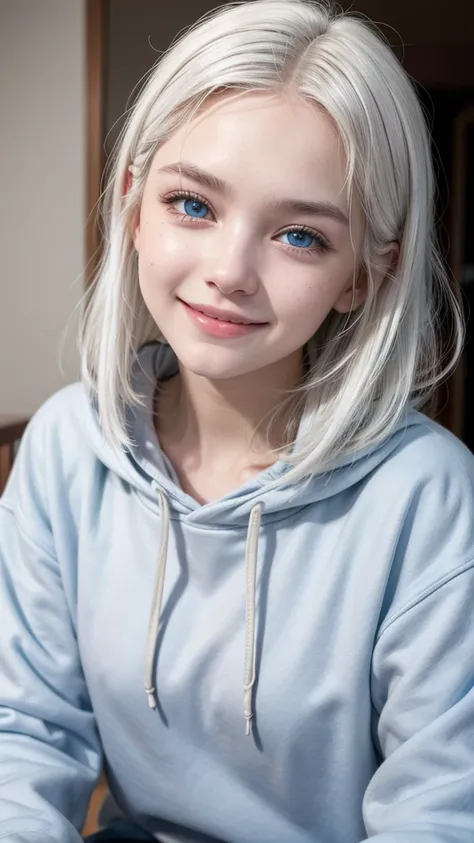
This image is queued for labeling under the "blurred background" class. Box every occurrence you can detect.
[0,0,473,440]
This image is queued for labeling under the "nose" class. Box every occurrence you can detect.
[203,223,260,296]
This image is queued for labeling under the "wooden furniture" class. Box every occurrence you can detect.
[82,774,108,836]
[0,415,29,496]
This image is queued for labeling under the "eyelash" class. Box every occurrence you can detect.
[159,189,332,256]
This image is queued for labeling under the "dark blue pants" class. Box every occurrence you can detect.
[84,819,155,841]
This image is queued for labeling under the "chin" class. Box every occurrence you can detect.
[168,339,264,381]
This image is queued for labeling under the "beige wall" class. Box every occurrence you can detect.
[0,0,85,416]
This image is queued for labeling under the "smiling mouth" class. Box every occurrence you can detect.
[179,299,267,326]
[179,298,268,338]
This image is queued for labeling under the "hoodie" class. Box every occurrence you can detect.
[1,341,474,843]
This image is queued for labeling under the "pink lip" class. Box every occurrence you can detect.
[180,300,268,339]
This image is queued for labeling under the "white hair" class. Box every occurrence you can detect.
[79,0,463,488]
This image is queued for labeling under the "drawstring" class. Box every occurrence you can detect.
[144,482,170,709]
[144,483,263,735]
[243,501,263,735]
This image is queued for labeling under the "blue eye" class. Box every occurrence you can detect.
[280,230,315,249]
[181,198,209,218]
[162,191,212,220]
[162,190,330,254]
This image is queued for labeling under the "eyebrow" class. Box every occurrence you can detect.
[157,160,349,225]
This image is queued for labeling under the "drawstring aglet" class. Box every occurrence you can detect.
[243,683,254,736]
[145,686,158,709]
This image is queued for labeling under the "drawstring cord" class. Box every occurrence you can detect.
[144,483,263,734]
[243,502,263,735]
[143,482,170,709]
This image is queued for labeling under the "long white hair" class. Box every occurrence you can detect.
[79,0,463,488]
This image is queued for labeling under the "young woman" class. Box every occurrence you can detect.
[1,1,473,842]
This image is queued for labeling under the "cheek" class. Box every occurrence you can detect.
[272,272,342,334]
[137,219,193,292]
[138,217,182,262]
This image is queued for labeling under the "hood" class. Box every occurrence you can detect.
[81,341,424,528]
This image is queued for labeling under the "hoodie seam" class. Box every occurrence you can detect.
[134,492,310,527]
[185,507,310,529]
[0,836,48,842]
[0,823,54,841]
[0,501,57,562]
[376,557,474,641]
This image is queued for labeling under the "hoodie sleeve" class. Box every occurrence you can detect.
[361,560,474,842]
[0,405,102,842]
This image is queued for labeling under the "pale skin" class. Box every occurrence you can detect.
[131,91,398,504]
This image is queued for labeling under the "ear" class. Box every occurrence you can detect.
[122,166,133,199]
[121,166,141,250]
[333,242,399,314]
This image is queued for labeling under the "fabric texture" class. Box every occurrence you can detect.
[2,342,474,843]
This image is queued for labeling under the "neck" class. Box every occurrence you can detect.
[155,350,303,472]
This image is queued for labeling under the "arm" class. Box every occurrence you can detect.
[0,412,102,842]
[361,562,474,842]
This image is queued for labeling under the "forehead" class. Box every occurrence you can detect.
[155,92,347,193]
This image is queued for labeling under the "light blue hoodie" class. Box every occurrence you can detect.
[1,342,474,843]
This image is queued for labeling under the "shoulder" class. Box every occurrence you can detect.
[27,380,90,429]
[2,382,96,508]
[18,381,93,463]
[0,383,95,550]
[375,410,474,500]
[367,412,474,617]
